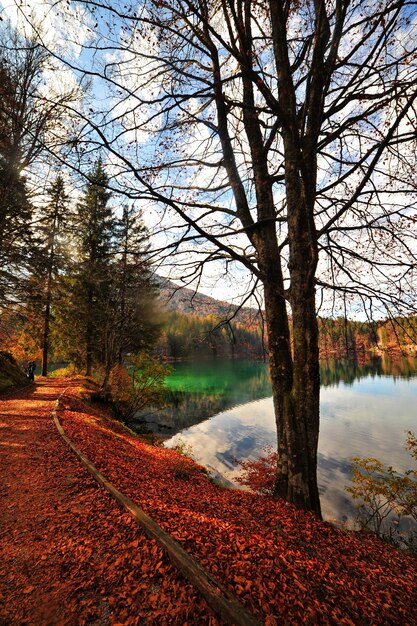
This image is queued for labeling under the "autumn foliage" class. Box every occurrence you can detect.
[109,353,172,422]
[236,447,277,496]
[1,378,416,625]
[347,433,417,545]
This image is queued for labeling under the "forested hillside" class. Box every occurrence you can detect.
[155,310,265,359]
[157,278,262,323]
[156,281,417,360]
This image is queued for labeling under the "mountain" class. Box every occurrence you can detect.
[155,277,262,324]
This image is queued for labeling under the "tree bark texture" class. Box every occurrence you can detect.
[260,246,321,516]
[85,286,93,377]
[41,299,51,377]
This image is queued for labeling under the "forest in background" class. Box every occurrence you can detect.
[153,307,417,362]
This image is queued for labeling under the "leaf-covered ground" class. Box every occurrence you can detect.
[0,379,217,625]
[1,378,416,625]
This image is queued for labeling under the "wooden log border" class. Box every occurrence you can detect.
[52,398,260,626]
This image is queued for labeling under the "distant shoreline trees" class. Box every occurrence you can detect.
[156,310,417,362]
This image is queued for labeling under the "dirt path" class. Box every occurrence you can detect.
[0,379,217,625]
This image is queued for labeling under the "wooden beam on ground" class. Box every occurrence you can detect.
[52,400,260,626]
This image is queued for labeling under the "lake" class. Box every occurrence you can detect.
[133,356,417,526]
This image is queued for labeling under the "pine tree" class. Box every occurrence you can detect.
[75,158,114,376]
[37,175,69,375]
[50,164,160,382]
[114,204,159,359]
[100,204,160,388]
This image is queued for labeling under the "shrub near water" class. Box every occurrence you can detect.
[347,432,417,550]
[109,353,172,423]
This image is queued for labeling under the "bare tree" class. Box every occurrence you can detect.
[15,0,417,515]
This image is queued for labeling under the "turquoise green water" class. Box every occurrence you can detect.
[165,355,417,394]
[164,360,271,396]
[139,355,417,526]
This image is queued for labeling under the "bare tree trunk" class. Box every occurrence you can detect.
[86,286,93,377]
[288,291,321,515]
[262,269,321,516]
[41,300,51,376]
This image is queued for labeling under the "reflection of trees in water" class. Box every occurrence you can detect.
[320,356,417,387]
[131,356,417,434]
[167,360,271,394]
[132,391,232,434]
[133,363,273,435]
[320,358,382,387]
[380,354,417,379]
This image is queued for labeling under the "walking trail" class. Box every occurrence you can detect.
[0,378,216,625]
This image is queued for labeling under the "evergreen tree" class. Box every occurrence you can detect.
[50,164,160,382]
[37,175,69,375]
[114,204,159,359]
[51,275,87,371]
[101,204,160,388]
[75,158,114,376]
[3,175,71,371]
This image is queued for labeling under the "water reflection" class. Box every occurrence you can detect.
[132,355,417,436]
[320,354,417,386]
[150,356,417,526]
[132,360,272,434]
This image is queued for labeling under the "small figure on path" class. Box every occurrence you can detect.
[27,361,36,382]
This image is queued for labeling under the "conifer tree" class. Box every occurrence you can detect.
[113,204,159,362]
[52,169,160,381]
[75,158,114,376]
[99,203,160,388]
[37,175,69,375]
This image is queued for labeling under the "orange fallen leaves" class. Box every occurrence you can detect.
[56,383,416,625]
[0,379,217,626]
[1,378,416,626]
